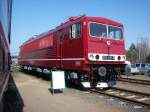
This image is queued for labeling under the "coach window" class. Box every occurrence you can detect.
[7,56,9,71]
[0,45,2,71]
[70,23,81,39]
[2,50,5,71]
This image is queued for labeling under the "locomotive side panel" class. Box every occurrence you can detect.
[19,33,58,68]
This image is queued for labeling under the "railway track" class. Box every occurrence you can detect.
[90,87,150,107]
[118,77,150,85]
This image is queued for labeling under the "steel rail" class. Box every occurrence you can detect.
[111,87,150,97]
[118,77,150,85]
[90,88,150,107]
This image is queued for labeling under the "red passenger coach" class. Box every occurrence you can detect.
[0,0,12,110]
[19,15,126,88]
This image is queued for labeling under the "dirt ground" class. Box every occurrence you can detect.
[12,70,126,112]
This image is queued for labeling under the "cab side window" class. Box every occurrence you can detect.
[70,22,81,39]
[59,30,63,44]
[0,42,5,72]
[0,45,2,71]
[0,34,2,72]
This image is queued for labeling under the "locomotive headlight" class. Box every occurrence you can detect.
[123,56,126,60]
[98,66,107,77]
[89,54,94,60]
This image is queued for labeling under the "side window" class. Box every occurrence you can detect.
[8,53,11,70]
[59,30,63,44]
[131,64,136,68]
[70,22,81,39]
[0,43,2,71]
[141,64,145,68]
[2,50,5,71]
[71,24,76,38]
[0,45,5,72]
[136,64,140,68]
[76,23,81,37]
[0,34,3,72]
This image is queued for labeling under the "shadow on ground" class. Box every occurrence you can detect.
[21,70,89,92]
[48,88,65,95]
[3,74,24,112]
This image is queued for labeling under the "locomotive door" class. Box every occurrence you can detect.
[60,22,83,70]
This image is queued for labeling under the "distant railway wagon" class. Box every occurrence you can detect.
[18,15,126,88]
[0,0,12,110]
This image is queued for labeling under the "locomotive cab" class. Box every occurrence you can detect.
[85,18,126,88]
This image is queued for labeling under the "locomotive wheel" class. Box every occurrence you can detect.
[125,65,131,75]
[98,66,107,77]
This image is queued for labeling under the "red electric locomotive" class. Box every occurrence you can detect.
[19,15,126,88]
[0,0,12,110]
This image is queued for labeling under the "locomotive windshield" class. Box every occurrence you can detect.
[89,22,123,40]
[108,26,123,40]
[89,22,107,38]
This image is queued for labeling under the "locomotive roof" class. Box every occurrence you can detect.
[21,15,123,47]
[86,16,123,27]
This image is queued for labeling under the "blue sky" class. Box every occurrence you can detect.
[11,0,150,55]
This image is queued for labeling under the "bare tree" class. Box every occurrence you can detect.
[146,54,150,63]
[126,38,150,63]
[136,37,150,63]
